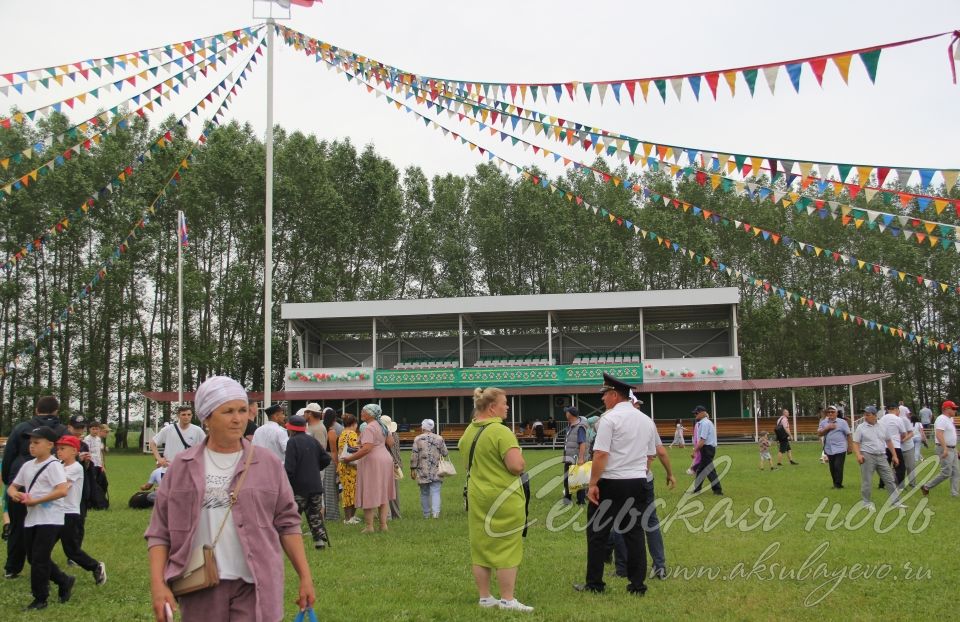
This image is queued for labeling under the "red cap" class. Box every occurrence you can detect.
[942,400,958,411]
[55,435,81,451]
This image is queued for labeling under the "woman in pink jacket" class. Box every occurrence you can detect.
[145,376,316,621]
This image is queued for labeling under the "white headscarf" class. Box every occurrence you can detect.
[194,376,247,421]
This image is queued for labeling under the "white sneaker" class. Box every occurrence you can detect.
[891,502,908,509]
[478,596,498,608]
[862,502,876,512]
[499,599,534,612]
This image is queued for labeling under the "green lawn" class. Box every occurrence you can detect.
[1,443,954,620]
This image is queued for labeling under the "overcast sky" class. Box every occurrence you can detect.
[1,0,957,183]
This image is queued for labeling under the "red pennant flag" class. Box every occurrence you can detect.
[809,57,828,85]
[625,81,636,103]
[704,72,720,99]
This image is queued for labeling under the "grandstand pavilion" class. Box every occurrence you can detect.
[279,289,750,436]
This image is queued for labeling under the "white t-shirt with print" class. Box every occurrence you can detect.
[195,449,253,583]
[12,456,67,527]
[59,461,84,515]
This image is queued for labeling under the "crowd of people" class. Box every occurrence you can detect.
[2,375,958,618]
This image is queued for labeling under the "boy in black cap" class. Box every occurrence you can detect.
[2,395,66,580]
[8,426,74,610]
[284,414,332,549]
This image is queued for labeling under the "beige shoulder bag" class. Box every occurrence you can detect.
[169,445,255,597]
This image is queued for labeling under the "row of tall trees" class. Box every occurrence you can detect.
[1,113,958,436]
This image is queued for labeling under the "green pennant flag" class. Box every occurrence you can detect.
[742,68,758,96]
[583,82,593,102]
[837,164,852,183]
[859,49,881,83]
[530,85,538,101]
[654,79,667,102]
[721,178,733,191]
[733,154,747,172]
[627,138,639,154]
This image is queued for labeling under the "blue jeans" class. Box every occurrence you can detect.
[419,480,442,517]
[609,480,665,573]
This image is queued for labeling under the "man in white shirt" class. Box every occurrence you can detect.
[252,404,288,462]
[921,400,959,497]
[575,373,657,596]
[150,405,205,467]
[879,404,911,488]
[919,405,933,428]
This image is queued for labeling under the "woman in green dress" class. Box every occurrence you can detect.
[458,387,532,613]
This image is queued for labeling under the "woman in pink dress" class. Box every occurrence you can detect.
[340,404,396,533]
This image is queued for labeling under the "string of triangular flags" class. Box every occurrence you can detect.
[0,38,255,197]
[422,81,960,206]
[298,37,956,353]
[0,26,261,146]
[278,24,960,106]
[370,77,960,245]
[379,76,960,291]
[1,36,263,273]
[0,35,263,377]
[297,44,960,256]
[0,26,259,93]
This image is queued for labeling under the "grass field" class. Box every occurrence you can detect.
[0,442,955,621]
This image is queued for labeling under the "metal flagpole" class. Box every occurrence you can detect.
[263,16,276,407]
[177,210,184,404]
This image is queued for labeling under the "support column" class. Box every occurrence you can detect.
[287,320,293,370]
[791,390,797,442]
[459,314,464,368]
[849,384,855,428]
[878,377,885,410]
[731,304,739,356]
[711,391,717,429]
[753,390,759,443]
[372,317,377,369]
[753,392,759,442]
[511,396,516,433]
[638,308,646,359]
[649,392,655,419]
[547,312,553,365]
[435,397,440,435]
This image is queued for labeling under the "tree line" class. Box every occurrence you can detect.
[1,113,958,439]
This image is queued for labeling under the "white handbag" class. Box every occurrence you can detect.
[437,455,457,478]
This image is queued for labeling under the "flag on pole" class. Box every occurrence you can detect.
[178,212,189,248]
[274,0,322,7]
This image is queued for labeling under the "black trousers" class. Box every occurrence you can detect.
[884,448,905,486]
[24,525,70,602]
[59,514,98,571]
[693,445,722,493]
[585,478,650,593]
[563,463,586,504]
[4,493,27,575]
[827,452,846,487]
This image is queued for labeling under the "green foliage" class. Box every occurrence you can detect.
[1,114,958,432]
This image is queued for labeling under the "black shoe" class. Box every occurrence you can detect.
[614,571,628,578]
[652,567,667,580]
[921,486,930,497]
[58,575,76,603]
[4,571,20,579]
[626,584,648,596]
[712,490,724,496]
[573,583,604,593]
[66,559,77,567]
[1,523,9,540]
[790,460,799,465]
[24,600,47,611]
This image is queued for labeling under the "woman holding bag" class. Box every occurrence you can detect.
[458,387,532,612]
[339,404,395,534]
[410,419,449,518]
[145,376,315,621]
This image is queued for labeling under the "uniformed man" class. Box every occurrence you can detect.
[692,406,723,495]
[852,405,905,510]
[574,373,657,596]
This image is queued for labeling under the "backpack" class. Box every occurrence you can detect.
[128,491,154,509]
[774,420,789,442]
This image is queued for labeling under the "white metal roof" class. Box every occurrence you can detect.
[281,288,739,334]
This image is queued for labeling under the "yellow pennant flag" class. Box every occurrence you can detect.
[711,174,721,190]
[857,260,865,269]
[943,170,958,191]
[856,166,872,186]
[934,199,948,215]
[723,71,736,96]
[832,55,852,83]
[750,157,762,174]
